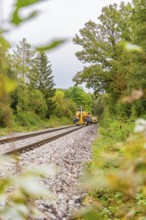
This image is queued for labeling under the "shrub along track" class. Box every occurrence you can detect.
[0,126,85,156]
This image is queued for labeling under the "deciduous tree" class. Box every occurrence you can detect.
[65,86,93,113]
[12,38,36,111]
[73,3,133,97]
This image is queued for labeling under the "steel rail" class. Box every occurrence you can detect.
[0,125,76,144]
[3,126,85,156]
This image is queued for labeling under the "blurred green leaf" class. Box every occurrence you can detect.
[0,75,17,95]
[11,9,40,25]
[11,9,22,25]
[15,0,47,8]
[36,39,67,52]
[0,179,10,194]
[10,1,66,52]
[11,0,48,25]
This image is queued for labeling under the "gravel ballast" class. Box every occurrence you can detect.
[0,125,98,220]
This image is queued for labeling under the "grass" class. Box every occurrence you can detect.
[0,113,73,136]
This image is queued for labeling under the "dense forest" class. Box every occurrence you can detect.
[0,0,146,219]
[0,37,94,131]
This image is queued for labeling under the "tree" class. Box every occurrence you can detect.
[0,36,10,75]
[53,90,77,119]
[11,38,36,111]
[27,89,48,118]
[30,52,56,118]
[73,3,133,96]
[72,2,143,118]
[12,38,35,82]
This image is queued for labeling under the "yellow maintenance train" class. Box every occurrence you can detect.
[73,107,94,126]
[73,107,97,126]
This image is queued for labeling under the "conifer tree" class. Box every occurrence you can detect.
[31,52,56,118]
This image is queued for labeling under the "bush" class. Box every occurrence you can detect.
[15,112,42,127]
[47,116,72,127]
[77,119,146,220]
[0,105,12,127]
[26,89,48,118]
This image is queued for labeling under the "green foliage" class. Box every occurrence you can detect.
[12,38,35,82]
[9,42,56,119]
[0,105,12,127]
[46,116,72,127]
[73,2,133,95]
[11,38,36,112]
[0,36,10,74]
[93,94,107,120]
[0,75,16,97]
[15,112,42,127]
[9,0,65,52]
[30,52,56,118]
[26,89,48,118]
[0,50,17,127]
[65,86,93,113]
[78,118,146,220]
[11,0,47,25]
[131,99,146,117]
[73,0,146,119]
[36,39,67,52]
[92,119,134,161]
[53,89,77,119]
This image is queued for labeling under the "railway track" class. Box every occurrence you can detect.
[0,125,76,144]
[2,125,86,156]
[0,125,97,219]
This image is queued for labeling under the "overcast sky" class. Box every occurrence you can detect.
[3,0,132,91]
